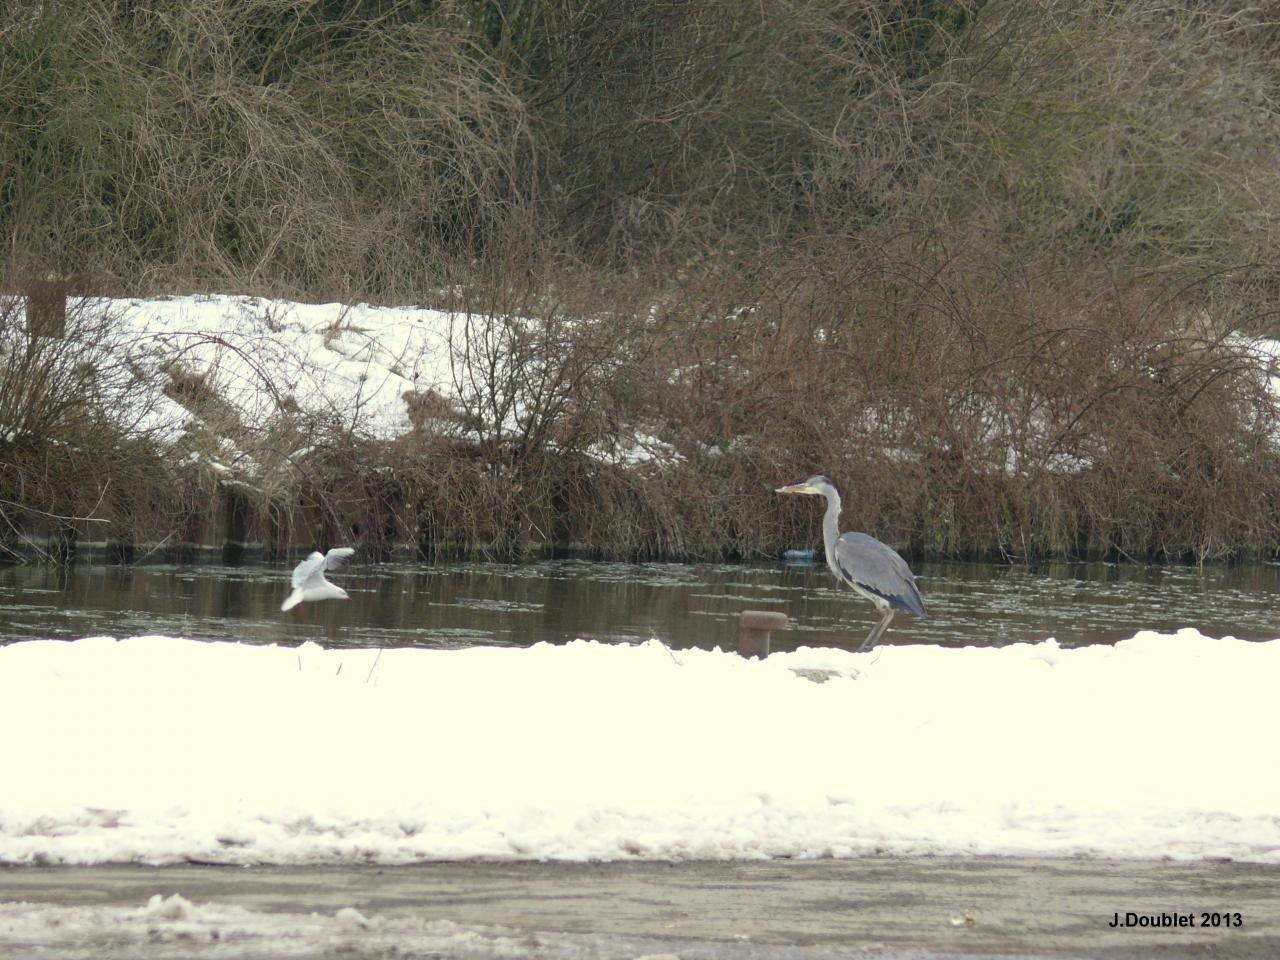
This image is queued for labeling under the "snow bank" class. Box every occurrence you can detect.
[98,294,675,469]
[116,294,455,442]
[1,631,1277,864]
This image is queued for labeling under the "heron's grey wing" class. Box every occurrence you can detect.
[324,547,355,570]
[834,533,927,616]
[292,551,326,590]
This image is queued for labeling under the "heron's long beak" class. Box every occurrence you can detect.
[775,482,813,495]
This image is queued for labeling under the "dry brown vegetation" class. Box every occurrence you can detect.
[4,0,1280,562]
[0,295,195,560]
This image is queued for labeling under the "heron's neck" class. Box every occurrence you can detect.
[821,489,842,568]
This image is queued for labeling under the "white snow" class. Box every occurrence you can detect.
[1,630,1277,865]
[63,294,680,471]
[143,892,195,920]
[115,294,456,443]
[0,897,563,959]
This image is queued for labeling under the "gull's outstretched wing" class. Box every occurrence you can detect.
[291,551,326,590]
[833,532,927,617]
[323,547,355,571]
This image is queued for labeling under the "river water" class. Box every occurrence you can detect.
[1,558,1277,651]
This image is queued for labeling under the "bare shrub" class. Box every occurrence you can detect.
[464,0,1280,287]
[619,238,1280,562]
[0,290,188,556]
[922,1,1280,276]
[488,0,946,257]
[5,0,1280,294]
[0,0,532,298]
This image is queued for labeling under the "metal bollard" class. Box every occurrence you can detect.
[738,610,787,659]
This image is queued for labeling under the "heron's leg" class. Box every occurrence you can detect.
[860,608,894,651]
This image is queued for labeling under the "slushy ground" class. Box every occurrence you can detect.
[2,857,1278,959]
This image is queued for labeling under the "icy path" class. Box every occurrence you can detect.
[0,631,1277,864]
[5,859,1279,959]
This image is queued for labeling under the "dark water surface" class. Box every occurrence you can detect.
[1,558,1277,651]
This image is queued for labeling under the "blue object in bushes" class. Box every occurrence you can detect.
[781,548,814,565]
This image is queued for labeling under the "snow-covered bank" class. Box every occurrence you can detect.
[1,631,1277,865]
[117,294,455,443]
[105,293,672,471]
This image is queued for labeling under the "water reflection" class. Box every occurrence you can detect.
[0,559,1277,651]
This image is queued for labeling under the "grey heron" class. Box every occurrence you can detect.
[282,547,355,614]
[776,475,926,650]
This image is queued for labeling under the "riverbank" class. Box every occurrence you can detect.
[6,290,1280,566]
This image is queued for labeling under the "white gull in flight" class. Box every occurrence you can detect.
[281,548,355,613]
